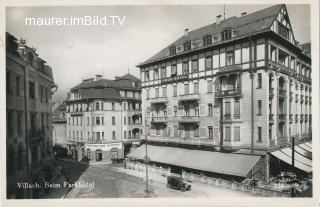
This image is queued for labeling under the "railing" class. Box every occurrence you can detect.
[233,114,241,119]
[179,93,201,101]
[279,90,286,98]
[151,116,168,123]
[147,136,216,146]
[149,97,168,104]
[178,116,201,123]
[215,88,241,98]
[269,114,274,122]
[269,88,274,98]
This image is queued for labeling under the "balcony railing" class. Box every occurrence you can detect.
[215,88,241,98]
[179,93,200,102]
[269,114,274,122]
[233,114,241,119]
[151,116,168,123]
[300,114,304,123]
[149,97,168,104]
[269,88,274,98]
[128,122,142,129]
[278,114,286,121]
[147,136,216,146]
[279,90,286,98]
[178,116,200,123]
[29,128,45,140]
[295,114,299,123]
[289,91,293,102]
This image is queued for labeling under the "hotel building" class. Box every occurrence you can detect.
[65,74,142,163]
[133,4,312,181]
[6,33,56,198]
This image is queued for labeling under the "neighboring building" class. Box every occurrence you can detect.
[52,103,67,148]
[65,74,142,163]
[134,4,312,182]
[6,32,56,198]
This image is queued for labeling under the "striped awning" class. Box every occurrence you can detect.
[127,145,261,177]
[270,142,312,173]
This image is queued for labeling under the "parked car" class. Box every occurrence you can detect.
[167,175,191,192]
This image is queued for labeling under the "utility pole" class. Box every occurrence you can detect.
[291,136,295,197]
[144,108,150,194]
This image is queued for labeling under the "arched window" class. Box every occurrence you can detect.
[222,29,232,41]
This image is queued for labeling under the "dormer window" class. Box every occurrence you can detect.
[203,35,212,46]
[183,41,191,51]
[277,22,289,40]
[221,29,232,41]
[169,46,176,55]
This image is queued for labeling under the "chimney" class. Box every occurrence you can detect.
[216,15,222,24]
[241,12,247,16]
[95,74,102,81]
[184,28,189,37]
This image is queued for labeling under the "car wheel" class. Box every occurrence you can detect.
[181,186,186,192]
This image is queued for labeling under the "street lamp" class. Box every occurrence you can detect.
[144,107,150,194]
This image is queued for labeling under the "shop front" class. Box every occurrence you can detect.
[85,142,123,163]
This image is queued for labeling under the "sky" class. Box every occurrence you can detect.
[6,4,310,93]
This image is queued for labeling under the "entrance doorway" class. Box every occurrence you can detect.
[96,150,102,161]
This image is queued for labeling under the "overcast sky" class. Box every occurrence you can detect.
[6,4,310,92]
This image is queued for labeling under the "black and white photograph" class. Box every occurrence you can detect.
[1,0,319,206]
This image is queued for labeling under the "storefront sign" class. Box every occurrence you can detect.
[85,143,122,151]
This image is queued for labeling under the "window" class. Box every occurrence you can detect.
[184,84,189,94]
[102,132,104,140]
[87,117,89,126]
[92,117,94,126]
[194,82,199,94]
[278,22,289,40]
[269,45,276,62]
[16,76,21,96]
[96,117,100,125]
[146,90,150,99]
[112,103,115,110]
[257,73,262,89]
[207,80,213,93]
[163,87,167,97]
[194,126,199,137]
[101,102,104,110]
[225,102,231,117]
[225,126,231,141]
[169,46,176,55]
[102,117,104,125]
[222,29,232,41]
[184,41,191,51]
[112,131,116,139]
[112,116,116,125]
[290,57,295,70]
[45,88,48,103]
[256,44,265,60]
[182,62,189,74]
[220,53,226,67]
[173,106,177,116]
[208,104,213,116]
[234,100,240,119]
[123,102,126,110]
[161,67,166,78]
[257,100,262,115]
[205,56,212,69]
[173,85,177,97]
[155,88,159,98]
[257,127,262,142]
[128,117,131,124]
[6,72,12,95]
[226,51,234,66]
[242,47,250,63]
[278,50,289,67]
[208,126,213,139]
[29,81,35,99]
[95,102,100,110]
[154,68,159,79]
[145,71,150,81]
[124,117,127,125]
[7,110,13,134]
[192,59,198,72]
[203,35,212,46]
[92,132,95,140]
[171,65,177,76]
[234,126,240,141]
[40,85,43,102]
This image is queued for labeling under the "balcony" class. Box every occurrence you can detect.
[300,114,304,123]
[295,114,299,123]
[29,128,45,140]
[178,116,200,124]
[233,114,241,119]
[151,116,168,124]
[269,88,274,98]
[279,90,286,98]
[149,97,168,104]
[300,95,304,104]
[269,114,274,123]
[289,114,293,123]
[179,93,201,102]
[289,91,293,102]
[147,136,216,146]
[295,94,299,103]
[128,122,142,130]
[215,88,241,98]
[278,114,286,121]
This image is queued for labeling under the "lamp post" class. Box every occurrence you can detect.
[144,107,150,194]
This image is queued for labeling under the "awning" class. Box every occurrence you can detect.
[270,142,312,173]
[127,145,261,177]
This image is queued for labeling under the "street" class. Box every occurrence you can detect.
[49,160,253,198]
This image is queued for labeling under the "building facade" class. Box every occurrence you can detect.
[66,74,142,163]
[52,103,67,148]
[136,5,312,181]
[6,32,56,198]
